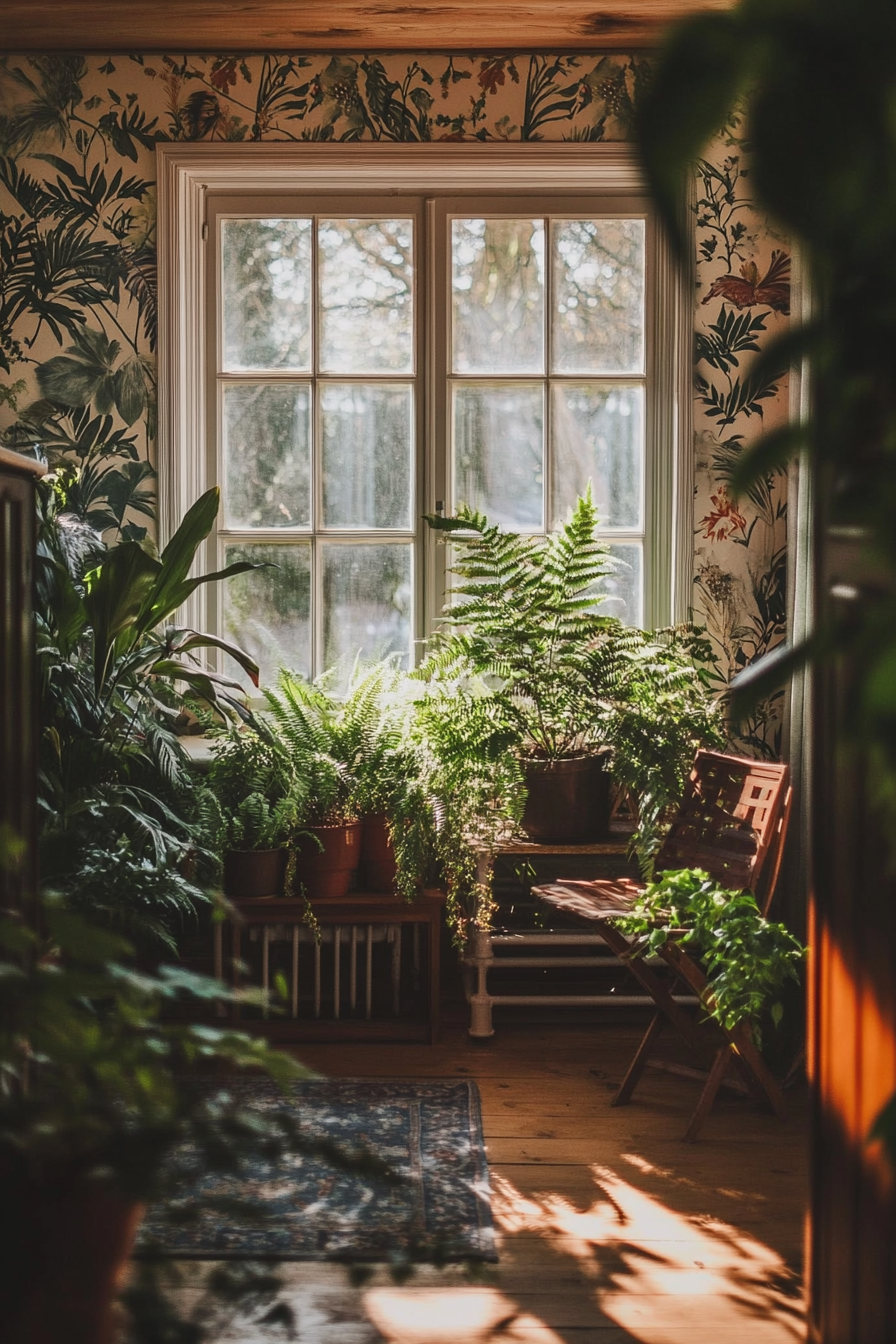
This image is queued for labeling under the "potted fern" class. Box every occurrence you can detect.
[424,488,618,842]
[340,660,437,896]
[262,671,364,898]
[203,723,305,898]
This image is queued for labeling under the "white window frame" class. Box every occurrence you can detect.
[157,143,693,646]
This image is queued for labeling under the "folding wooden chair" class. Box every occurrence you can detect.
[533,750,793,1141]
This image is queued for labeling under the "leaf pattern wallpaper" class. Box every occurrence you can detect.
[0,53,789,755]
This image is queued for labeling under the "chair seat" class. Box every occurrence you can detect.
[535,877,645,920]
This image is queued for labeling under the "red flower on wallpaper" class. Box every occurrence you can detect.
[478,57,518,94]
[701,249,791,315]
[700,486,747,542]
[210,58,239,93]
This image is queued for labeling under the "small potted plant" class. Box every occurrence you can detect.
[263,671,363,899]
[201,789,301,899]
[337,660,436,896]
[202,723,305,898]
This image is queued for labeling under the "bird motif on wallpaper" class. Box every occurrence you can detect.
[701,250,791,315]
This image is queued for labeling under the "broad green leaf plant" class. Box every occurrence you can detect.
[36,476,261,950]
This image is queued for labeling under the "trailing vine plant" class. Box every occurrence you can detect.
[612,867,805,1035]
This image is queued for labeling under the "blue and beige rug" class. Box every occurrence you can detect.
[139,1078,496,1262]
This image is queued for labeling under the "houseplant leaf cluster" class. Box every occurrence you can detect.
[589,623,726,872]
[35,472,261,951]
[612,866,805,1034]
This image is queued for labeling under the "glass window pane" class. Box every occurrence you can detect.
[223,384,311,529]
[321,384,413,530]
[551,384,643,530]
[452,219,545,374]
[598,543,642,627]
[452,383,544,529]
[319,219,414,374]
[322,543,413,677]
[221,219,312,371]
[223,543,311,688]
[552,219,645,374]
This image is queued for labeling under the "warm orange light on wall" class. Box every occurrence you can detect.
[810,900,896,1182]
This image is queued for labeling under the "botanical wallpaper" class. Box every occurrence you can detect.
[0,53,789,756]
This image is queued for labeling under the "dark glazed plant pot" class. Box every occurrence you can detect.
[520,754,611,843]
[361,814,398,892]
[293,822,362,899]
[1,1172,144,1344]
[223,848,287,899]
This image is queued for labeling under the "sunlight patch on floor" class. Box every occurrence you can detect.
[364,1287,565,1344]
[490,1166,805,1344]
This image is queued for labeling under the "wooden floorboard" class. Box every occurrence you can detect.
[154,1020,807,1342]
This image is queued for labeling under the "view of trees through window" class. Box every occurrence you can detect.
[215,206,646,689]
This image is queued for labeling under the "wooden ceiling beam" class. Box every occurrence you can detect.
[2,2,730,54]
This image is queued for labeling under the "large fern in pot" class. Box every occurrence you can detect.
[423,489,619,841]
[424,488,616,762]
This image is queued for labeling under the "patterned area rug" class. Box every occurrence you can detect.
[138,1078,496,1261]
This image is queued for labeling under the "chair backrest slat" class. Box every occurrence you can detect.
[655,750,791,904]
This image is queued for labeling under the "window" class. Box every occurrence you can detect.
[158,145,691,687]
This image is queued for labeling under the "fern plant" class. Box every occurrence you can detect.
[339,660,438,901]
[262,669,363,825]
[200,790,300,853]
[205,720,302,815]
[423,488,616,761]
[260,661,438,899]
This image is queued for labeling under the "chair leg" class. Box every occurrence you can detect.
[683,1044,733,1142]
[728,1024,788,1119]
[612,1011,664,1107]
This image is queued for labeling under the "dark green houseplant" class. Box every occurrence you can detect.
[35,475,260,952]
[0,893,308,1344]
[200,720,306,898]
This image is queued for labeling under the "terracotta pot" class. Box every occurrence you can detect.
[520,753,611,843]
[1,1173,144,1344]
[361,814,398,892]
[293,822,362,899]
[223,848,286,899]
